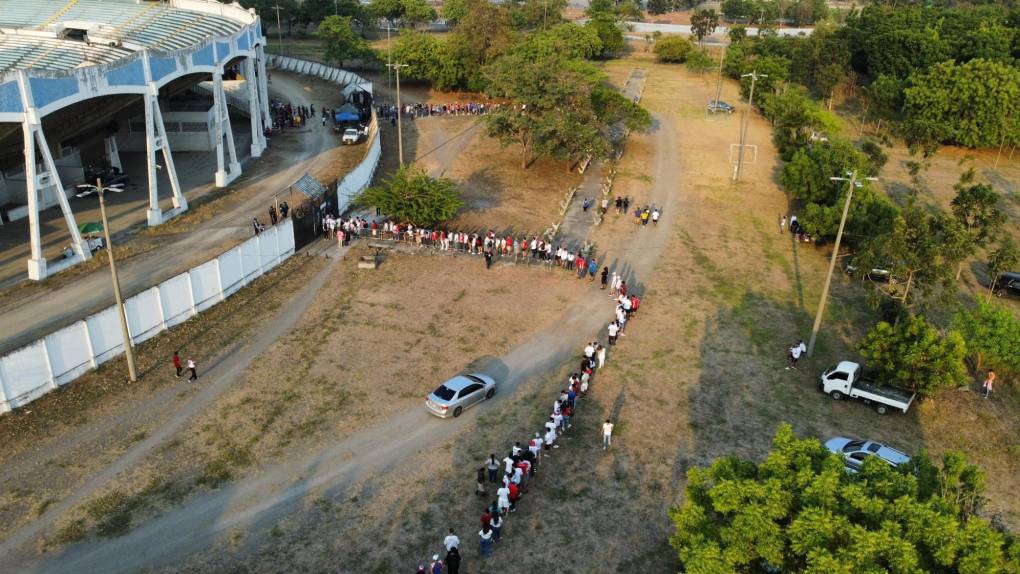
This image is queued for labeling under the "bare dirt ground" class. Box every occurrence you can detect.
[2,51,1019,574]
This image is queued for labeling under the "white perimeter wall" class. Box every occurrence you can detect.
[0,218,296,413]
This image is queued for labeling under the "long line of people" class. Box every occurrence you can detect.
[417,272,643,572]
[378,101,495,121]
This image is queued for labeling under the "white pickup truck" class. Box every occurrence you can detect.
[819,361,915,415]
[341,126,367,145]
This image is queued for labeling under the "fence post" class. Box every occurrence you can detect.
[185,271,198,319]
[82,319,98,368]
[213,256,225,302]
[153,286,168,332]
[0,360,8,413]
[40,338,58,391]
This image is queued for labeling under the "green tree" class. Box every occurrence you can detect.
[616,0,643,21]
[442,0,468,26]
[950,171,1006,278]
[316,15,369,66]
[389,31,465,90]
[512,23,602,60]
[954,299,1020,373]
[690,8,718,45]
[367,0,404,23]
[720,0,759,21]
[670,424,1016,573]
[857,202,972,310]
[986,237,1020,301]
[483,53,648,169]
[685,48,715,75]
[354,166,462,226]
[585,15,624,56]
[511,0,568,30]
[859,315,968,396]
[447,0,517,90]
[728,24,748,43]
[653,36,694,63]
[739,54,790,108]
[400,0,436,25]
[903,59,1020,149]
[861,74,903,131]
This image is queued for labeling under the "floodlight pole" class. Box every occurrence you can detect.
[86,179,137,382]
[387,62,408,166]
[272,5,284,54]
[806,171,876,357]
[382,24,397,90]
[713,43,726,106]
[734,70,766,182]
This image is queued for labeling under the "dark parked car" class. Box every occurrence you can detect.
[707,100,735,114]
[993,272,1020,299]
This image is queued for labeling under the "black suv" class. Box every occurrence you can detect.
[994,272,1020,299]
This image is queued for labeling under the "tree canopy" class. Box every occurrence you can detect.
[354,166,462,226]
[316,15,369,67]
[653,36,695,63]
[671,424,1019,573]
[859,315,969,397]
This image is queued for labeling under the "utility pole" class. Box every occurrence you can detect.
[382,23,397,90]
[713,43,726,107]
[387,62,408,166]
[76,180,136,382]
[806,171,877,356]
[271,4,284,55]
[734,70,766,181]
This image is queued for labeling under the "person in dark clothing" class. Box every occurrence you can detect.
[476,466,486,496]
[484,250,493,269]
[445,547,461,574]
[600,266,609,289]
[268,205,278,225]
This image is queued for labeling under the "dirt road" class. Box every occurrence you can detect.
[0,70,349,355]
[3,112,681,573]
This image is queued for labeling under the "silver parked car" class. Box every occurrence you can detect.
[825,437,910,473]
[425,373,497,418]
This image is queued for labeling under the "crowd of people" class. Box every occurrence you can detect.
[415,267,645,572]
[377,101,495,121]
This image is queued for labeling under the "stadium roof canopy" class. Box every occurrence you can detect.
[0,0,248,73]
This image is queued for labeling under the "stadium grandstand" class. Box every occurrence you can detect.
[0,0,268,280]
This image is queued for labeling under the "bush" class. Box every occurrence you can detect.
[653,36,694,63]
[684,48,714,74]
[954,300,1020,374]
[354,166,463,227]
[858,315,968,398]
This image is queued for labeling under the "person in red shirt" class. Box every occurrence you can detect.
[480,509,492,529]
[172,350,182,378]
[508,482,519,512]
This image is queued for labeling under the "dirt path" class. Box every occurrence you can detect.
[0,244,343,565]
[4,112,681,573]
[0,71,347,354]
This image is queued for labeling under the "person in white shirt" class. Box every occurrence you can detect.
[512,442,522,456]
[496,485,511,514]
[503,455,514,475]
[652,209,660,224]
[544,428,558,450]
[597,345,607,369]
[444,529,459,551]
[544,416,558,435]
[529,433,543,460]
[602,419,614,450]
[584,343,595,358]
[607,321,619,345]
[552,412,564,432]
[787,340,807,370]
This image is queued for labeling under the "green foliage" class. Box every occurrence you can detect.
[316,16,368,66]
[685,49,715,75]
[859,141,888,173]
[653,36,694,63]
[354,166,462,226]
[446,0,518,91]
[442,0,468,26]
[859,316,968,397]
[510,0,568,29]
[299,0,366,27]
[780,139,873,204]
[670,424,1015,573]
[585,15,624,56]
[483,53,648,169]
[857,203,973,310]
[954,300,1020,373]
[647,0,671,16]
[389,31,464,90]
[951,174,1006,250]
[512,23,603,61]
[728,25,748,43]
[904,59,1020,149]
[690,9,718,44]
[400,0,437,24]
[767,88,840,158]
[987,237,1020,297]
[738,55,790,108]
[367,0,404,22]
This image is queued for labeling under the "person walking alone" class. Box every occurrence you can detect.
[476,466,487,496]
[486,454,499,484]
[983,370,996,399]
[602,419,614,450]
[600,267,609,290]
[786,340,806,370]
[172,350,183,378]
[779,214,786,234]
[187,358,198,381]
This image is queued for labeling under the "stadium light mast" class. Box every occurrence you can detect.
[75,180,137,382]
